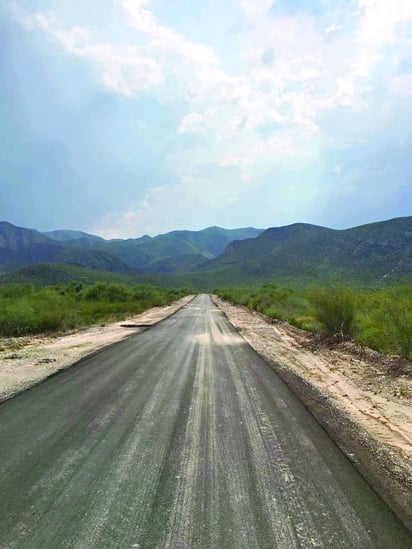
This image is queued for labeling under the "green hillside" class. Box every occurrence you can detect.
[0,222,262,275]
[198,217,412,287]
[1,217,411,288]
[0,263,202,290]
[0,222,63,273]
[98,226,263,271]
[0,264,133,286]
[55,248,133,273]
[43,230,105,244]
[0,222,130,274]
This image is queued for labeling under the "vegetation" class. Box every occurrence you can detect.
[1,274,411,363]
[217,283,412,359]
[0,264,201,290]
[307,287,356,339]
[0,282,187,337]
[0,264,134,286]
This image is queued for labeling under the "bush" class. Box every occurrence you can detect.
[217,283,412,359]
[0,282,188,337]
[384,297,412,359]
[307,287,356,339]
[0,303,37,336]
[82,282,131,302]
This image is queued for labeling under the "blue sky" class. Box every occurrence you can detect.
[1,0,412,237]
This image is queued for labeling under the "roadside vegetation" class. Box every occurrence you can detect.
[0,282,188,337]
[217,283,412,359]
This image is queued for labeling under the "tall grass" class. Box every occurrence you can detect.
[0,283,187,337]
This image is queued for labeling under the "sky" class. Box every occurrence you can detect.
[1,0,412,238]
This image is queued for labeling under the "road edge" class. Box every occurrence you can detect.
[264,358,412,533]
[214,298,412,534]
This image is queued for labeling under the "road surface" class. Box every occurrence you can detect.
[0,295,410,548]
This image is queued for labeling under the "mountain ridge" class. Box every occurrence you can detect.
[197,216,412,286]
[0,222,263,275]
[0,217,410,287]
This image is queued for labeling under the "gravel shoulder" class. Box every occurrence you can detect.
[213,296,412,531]
[0,295,194,402]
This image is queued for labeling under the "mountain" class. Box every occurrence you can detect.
[0,222,263,275]
[197,217,412,286]
[145,254,208,273]
[53,248,132,273]
[0,222,128,274]
[43,230,105,246]
[0,222,63,273]
[99,227,263,271]
[2,217,410,287]
[42,230,105,248]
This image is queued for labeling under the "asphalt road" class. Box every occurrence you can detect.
[0,295,410,548]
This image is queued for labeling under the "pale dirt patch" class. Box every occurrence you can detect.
[0,295,194,402]
[212,296,412,461]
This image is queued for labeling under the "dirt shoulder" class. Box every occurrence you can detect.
[213,296,412,531]
[0,295,195,403]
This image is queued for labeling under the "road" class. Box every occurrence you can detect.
[0,295,410,548]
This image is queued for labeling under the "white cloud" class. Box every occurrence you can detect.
[177,112,205,134]
[9,4,163,96]
[118,0,222,99]
[90,173,246,237]
[333,163,344,177]
[90,185,176,238]
[325,24,343,35]
[357,0,412,47]
[240,0,273,20]
[391,74,412,97]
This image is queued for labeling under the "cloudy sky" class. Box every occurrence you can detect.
[1,0,412,238]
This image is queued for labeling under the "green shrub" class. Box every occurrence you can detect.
[0,282,188,337]
[82,282,131,302]
[217,283,412,358]
[308,287,356,339]
[0,303,36,336]
[265,307,280,319]
[288,315,316,331]
[384,297,412,359]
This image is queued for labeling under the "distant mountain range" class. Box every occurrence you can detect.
[0,222,262,275]
[0,217,411,287]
